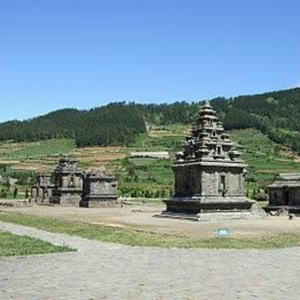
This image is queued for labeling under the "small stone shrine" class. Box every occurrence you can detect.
[80,168,118,207]
[160,102,265,220]
[265,173,300,214]
[50,157,83,205]
[30,157,119,207]
[30,172,54,203]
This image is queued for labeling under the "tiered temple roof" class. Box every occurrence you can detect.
[176,101,242,163]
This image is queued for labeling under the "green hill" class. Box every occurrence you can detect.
[0,104,146,147]
[1,87,300,152]
[214,88,300,154]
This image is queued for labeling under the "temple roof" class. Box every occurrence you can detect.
[176,102,244,164]
[54,156,81,173]
[278,173,300,181]
[268,181,300,188]
[268,173,300,187]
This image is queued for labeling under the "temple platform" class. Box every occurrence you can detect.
[264,205,300,214]
[155,197,266,221]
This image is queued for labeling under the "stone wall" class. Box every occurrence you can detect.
[269,187,300,206]
[80,173,118,207]
[289,188,300,205]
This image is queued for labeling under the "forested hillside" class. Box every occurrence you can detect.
[1,88,300,151]
[218,88,300,153]
[0,103,146,147]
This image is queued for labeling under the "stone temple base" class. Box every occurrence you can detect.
[156,196,266,221]
[50,189,82,206]
[264,205,300,214]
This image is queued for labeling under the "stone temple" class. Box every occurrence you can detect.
[160,102,265,220]
[30,157,119,207]
[50,157,83,205]
[265,173,300,214]
[30,172,54,203]
[80,169,118,207]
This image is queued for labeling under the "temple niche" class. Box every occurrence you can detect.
[50,157,83,205]
[160,102,265,220]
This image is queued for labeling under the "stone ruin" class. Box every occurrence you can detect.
[50,157,83,205]
[159,102,266,220]
[80,168,118,207]
[265,173,300,214]
[31,157,118,207]
[30,172,54,203]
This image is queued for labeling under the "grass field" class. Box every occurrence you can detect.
[231,129,299,172]
[0,139,76,159]
[1,211,300,249]
[230,129,300,195]
[0,229,74,257]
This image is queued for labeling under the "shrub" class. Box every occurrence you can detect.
[253,192,268,201]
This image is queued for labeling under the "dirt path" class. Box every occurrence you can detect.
[1,203,300,239]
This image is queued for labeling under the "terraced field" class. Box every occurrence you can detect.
[0,126,300,199]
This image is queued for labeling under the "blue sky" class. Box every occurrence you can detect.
[1,0,300,122]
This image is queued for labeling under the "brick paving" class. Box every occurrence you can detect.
[0,221,300,300]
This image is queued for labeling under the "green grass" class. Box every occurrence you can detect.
[230,128,300,194]
[1,211,300,249]
[230,129,299,171]
[148,123,189,136]
[126,197,165,205]
[112,156,174,197]
[126,133,184,152]
[0,139,76,159]
[0,229,74,257]
[128,158,173,185]
[257,201,268,207]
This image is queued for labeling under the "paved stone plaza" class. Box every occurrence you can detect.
[0,221,300,299]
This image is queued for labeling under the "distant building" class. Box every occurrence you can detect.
[266,173,300,213]
[30,172,54,203]
[30,157,119,207]
[80,169,118,207]
[50,157,83,205]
